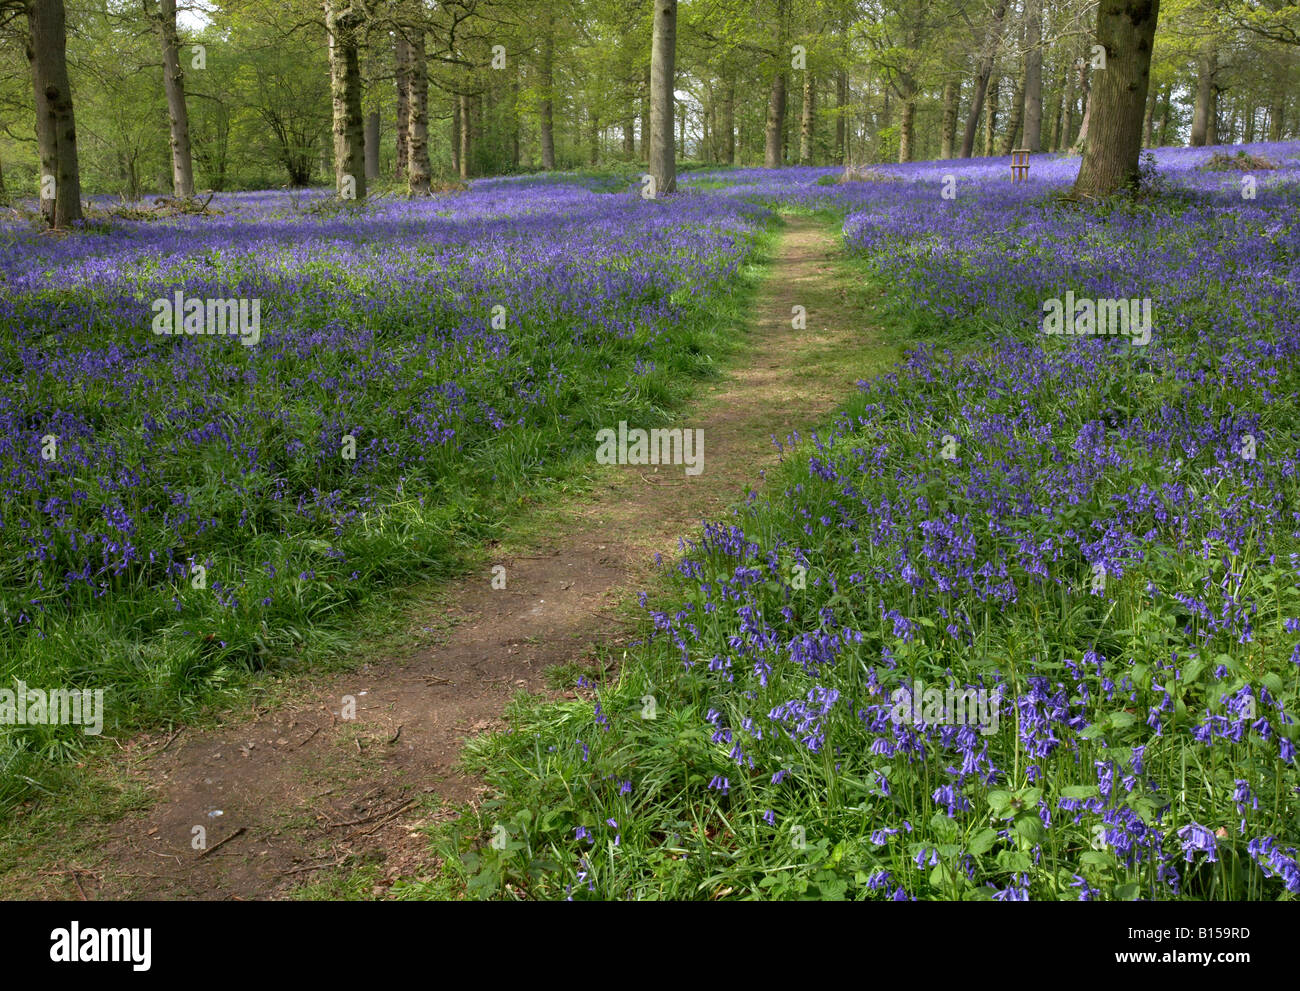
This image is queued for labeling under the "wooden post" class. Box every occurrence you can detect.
[1011,148,1030,181]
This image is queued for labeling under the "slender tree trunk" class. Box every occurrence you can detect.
[1268,74,1285,141]
[723,75,735,163]
[1142,83,1157,146]
[836,69,848,164]
[1001,69,1025,155]
[1023,0,1043,152]
[641,64,651,160]
[765,69,787,166]
[648,0,677,194]
[984,77,999,156]
[1071,58,1093,155]
[800,72,815,163]
[1190,47,1216,146]
[1159,80,1173,145]
[510,78,521,167]
[395,32,410,179]
[27,0,82,227]
[623,111,635,157]
[1056,50,1076,151]
[1070,0,1161,199]
[406,26,431,192]
[154,0,194,197]
[364,110,379,179]
[960,0,1009,158]
[460,91,472,178]
[939,77,959,159]
[450,92,460,175]
[589,111,599,166]
[1206,85,1220,146]
[1244,103,1255,143]
[0,150,7,205]
[539,11,556,169]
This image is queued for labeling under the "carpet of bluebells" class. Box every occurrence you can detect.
[444,144,1300,901]
[0,178,766,794]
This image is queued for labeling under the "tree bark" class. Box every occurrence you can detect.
[836,69,849,164]
[940,77,959,159]
[1023,0,1043,152]
[1001,69,1025,155]
[1190,47,1216,146]
[1142,82,1157,146]
[1070,0,1161,199]
[365,110,379,179]
[27,0,83,227]
[765,69,787,166]
[460,91,472,178]
[395,31,410,179]
[983,77,999,156]
[1159,80,1173,145]
[1070,57,1092,155]
[450,91,460,175]
[1057,48,1077,151]
[326,1,366,200]
[723,75,735,163]
[800,72,815,163]
[960,0,1009,158]
[153,0,194,197]
[406,25,431,192]
[539,10,556,170]
[648,0,677,194]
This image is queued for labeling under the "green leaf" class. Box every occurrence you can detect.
[968,827,999,856]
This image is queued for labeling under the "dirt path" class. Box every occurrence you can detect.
[22,214,890,900]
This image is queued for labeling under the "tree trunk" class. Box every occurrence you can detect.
[1070,57,1092,155]
[1057,49,1077,151]
[1268,73,1285,141]
[1070,0,1161,199]
[26,0,82,227]
[395,32,410,179]
[765,69,787,166]
[540,11,556,169]
[406,26,431,193]
[1158,80,1173,145]
[983,77,999,156]
[648,0,677,194]
[800,72,815,163]
[589,111,599,166]
[154,0,194,197]
[1190,47,1215,146]
[365,110,379,179]
[1142,83,1157,146]
[0,150,7,205]
[960,0,1009,158]
[450,92,460,175]
[1244,103,1255,143]
[1023,0,1043,152]
[623,112,634,157]
[1206,85,1220,146]
[723,76,735,163]
[326,1,366,200]
[641,64,651,160]
[460,91,472,178]
[836,69,848,165]
[939,77,959,159]
[1001,70,1026,155]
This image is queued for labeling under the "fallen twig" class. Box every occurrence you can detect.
[197,826,247,859]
